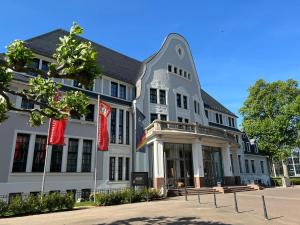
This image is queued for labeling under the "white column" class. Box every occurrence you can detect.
[46,145,52,172]
[102,152,109,180]
[222,144,233,176]
[115,157,119,181]
[192,140,204,177]
[61,138,68,172]
[26,134,36,172]
[122,157,126,181]
[77,139,83,172]
[153,139,164,178]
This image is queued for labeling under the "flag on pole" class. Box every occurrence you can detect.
[47,117,68,145]
[136,107,146,152]
[98,100,111,151]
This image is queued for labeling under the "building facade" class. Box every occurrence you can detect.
[0,30,270,197]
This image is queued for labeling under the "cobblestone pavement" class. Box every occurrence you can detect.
[1,186,300,225]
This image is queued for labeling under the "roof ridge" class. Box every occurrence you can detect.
[25,28,67,42]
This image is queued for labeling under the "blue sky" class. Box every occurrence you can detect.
[1,0,299,126]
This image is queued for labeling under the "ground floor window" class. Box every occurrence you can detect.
[32,135,47,172]
[12,133,30,172]
[260,161,265,174]
[238,155,243,173]
[67,138,79,172]
[50,145,63,172]
[118,157,123,180]
[81,189,91,201]
[251,160,256,173]
[245,159,249,173]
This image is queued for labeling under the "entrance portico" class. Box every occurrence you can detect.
[146,120,240,190]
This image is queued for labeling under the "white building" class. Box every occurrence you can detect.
[0,30,270,198]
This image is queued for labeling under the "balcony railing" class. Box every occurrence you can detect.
[145,120,237,143]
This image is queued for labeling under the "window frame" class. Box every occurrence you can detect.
[12,133,30,173]
[66,138,79,172]
[81,140,93,172]
[109,157,116,181]
[111,82,118,98]
[150,88,157,104]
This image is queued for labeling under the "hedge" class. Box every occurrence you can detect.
[0,193,75,217]
[271,177,300,186]
[92,188,162,206]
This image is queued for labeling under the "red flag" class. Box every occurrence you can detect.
[47,118,68,145]
[98,100,111,151]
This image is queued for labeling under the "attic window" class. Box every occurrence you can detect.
[178,48,182,56]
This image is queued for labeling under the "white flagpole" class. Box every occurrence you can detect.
[41,119,51,199]
[93,94,100,202]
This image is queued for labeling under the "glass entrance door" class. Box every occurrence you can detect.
[203,146,223,187]
[165,143,194,188]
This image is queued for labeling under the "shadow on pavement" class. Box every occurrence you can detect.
[97,216,231,225]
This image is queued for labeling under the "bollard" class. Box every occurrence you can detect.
[213,191,217,208]
[261,195,269,220]
[185,187,188,201]
[198,192,201,204]
[233,192,239,213]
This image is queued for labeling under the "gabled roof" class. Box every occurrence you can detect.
[25,29,142,85]
[201,89,237,117]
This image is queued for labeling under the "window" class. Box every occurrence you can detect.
[110,108,117,143]
[219,114,223,124]
[118,157,123,180]
[179,69,182,76]
[176,94,182,108]
[125,157,130,181]
[184,118,189,123]
[12,133,30,172]
[228,117,232,127]
[260,161,265,174]
[174,67,178,74]
[21,98,34,110]
[28,58,40,76]
[251,160,255,173]
[85,104,95,122]
[197,103,200,114]
[247,142,251,152]
[67,138,79,172]
[230,154,234,173]
[187,73,191,80]
[205,110,208,118]
[235,135,239,143]
[159,90,166,105]
[150,113,158,122]
[194,101,197,113]
[109,157,116,181]
[82,140,92,172]
[150,88,157,103]
[32,135,47,172]
[126,111,130,145]
[168,64,172,72]
[245,159,249,173]
[238,155,243,173]
[41,60,49,71]
[184,71,187,77]
[160,114,167,121]
[111,82,118,97]
[232,118,235,127]
[81,189,91,201]
[178,117,183,123]
[73,80,83,88]
[254,144,258,153]
[119,109,124,144]
[50,145,63,172]
[120,84,126,100]
[183,95,188,109]
[216,113,219,123]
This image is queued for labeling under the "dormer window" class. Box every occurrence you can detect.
[174,67,178,74]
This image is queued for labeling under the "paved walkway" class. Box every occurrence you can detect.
[1,187,300,225]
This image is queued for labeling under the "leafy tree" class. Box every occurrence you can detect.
[240,79,300,177]
[0,22,100,126]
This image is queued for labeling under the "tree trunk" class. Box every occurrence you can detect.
[282,160,289,178]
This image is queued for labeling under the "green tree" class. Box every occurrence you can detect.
[0,22,100,126]
[240,79,300,177]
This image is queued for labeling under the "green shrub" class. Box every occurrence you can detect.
[8,196,25,215]
[271,177,283,186]
[290,177,300,185]
[0,199,8,216]
[64,193,75,209]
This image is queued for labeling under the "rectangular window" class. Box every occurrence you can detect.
[109,157,116,181]
[238,155,243,173]
[247,142,251,152]
[176,94,182,108]
[184,118,189,123]
[183,95,188,109]
[150,113,158,122]
[12,133,30,172]
[216,113,219,123]
[230,154,234,173]
[184,71,187,77]
[41,60,49,71]
[125,157,130,181]
[50,145,63,172]
[118,157,123,180]
[150,88,157,104]
[126,111,130,145]
[174,66,177,74]
[67,138,79,172]
[205,110,208,118]
[28,58,40,76]
[228,117,232,127]
[260,161,265,174]
[82,140,92,172]
[219,114,223,124]
[159,90,166,105]
[251,160,256,173]
[188,73,191,80]
[232,118,235,127]
[32,135,47,172]
[120,84,126,100]
[194,101,197,113]
[85,104,95,122]
[245,159,249,173]
[81,189,91,201]
[111,82,118,97]
[119,109,124,144]
[21,98,34,110]
[160,114,167,121]
[178,117,183,123]
[179,69,182,75]
[168,64,172,72]
[235,135,239,143]
[110,108,117,144]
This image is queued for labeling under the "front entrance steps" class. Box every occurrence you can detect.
[168,185,262,196]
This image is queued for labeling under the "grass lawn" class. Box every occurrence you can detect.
[74,201,95,208]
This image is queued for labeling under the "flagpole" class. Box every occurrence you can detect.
[41,119,51,199]
[93,94,100,202]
